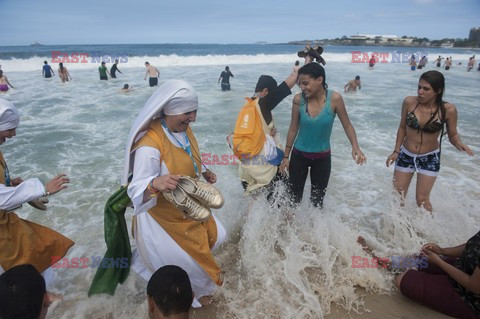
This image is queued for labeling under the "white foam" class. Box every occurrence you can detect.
[0,51,476,72]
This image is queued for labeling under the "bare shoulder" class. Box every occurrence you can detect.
[443,101,456,111]
[403,96,417,108]
[330,90,343,101]
[443,102,457,117]
[293,93,302,105]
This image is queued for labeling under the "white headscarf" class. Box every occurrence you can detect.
[0,99,20,131]
[121,80,198,185]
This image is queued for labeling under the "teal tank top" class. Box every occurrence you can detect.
[294,90,336,153]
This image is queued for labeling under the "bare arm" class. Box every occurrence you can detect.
[423,243,466,258]
[279,94,301,172]
[332,92,366,164]
[423,245,480,294]
[284,68,298,89]
[386,97,409,166]
[5,76,14,89]
[445,103,474,156]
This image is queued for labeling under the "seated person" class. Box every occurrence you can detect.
[357,231,480,319]
[147,265,194,319]
[0,264,50,319]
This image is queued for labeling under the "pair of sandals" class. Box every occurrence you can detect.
[297,46,326,65]
[28,197,49,210]
[163,175,224,221]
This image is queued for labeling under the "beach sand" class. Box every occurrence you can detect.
[190,290,453,318]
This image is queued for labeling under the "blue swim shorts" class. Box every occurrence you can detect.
[395,147,440,177]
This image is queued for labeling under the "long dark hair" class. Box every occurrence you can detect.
[298,62,328,89]
[418,70,447,153]
[419,70,445,108]
[59,63,64,70]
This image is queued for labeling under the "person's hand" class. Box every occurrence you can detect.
[421,243,443,255]
[456,143,474,156]
[352,148,366,165]
[386,152,399,167]
[202,170,217,184]
[270,127,277,137]
[279,158,289,175]
[45,174,70,195]
[420,248,442,266]
[153,174,180,192]
[11,177,23,186]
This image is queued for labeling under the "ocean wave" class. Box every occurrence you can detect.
[1,52,476,72]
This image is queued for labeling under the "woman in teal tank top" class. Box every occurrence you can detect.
[280,63,366,207]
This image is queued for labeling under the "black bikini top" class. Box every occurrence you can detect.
[406,103,444,134]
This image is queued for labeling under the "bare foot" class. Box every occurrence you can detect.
[356,236,392,270]
[47,292,63,304]
[198,295,214,306]
[357,236,373,255]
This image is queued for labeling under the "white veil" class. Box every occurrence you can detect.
[121,80,198,185]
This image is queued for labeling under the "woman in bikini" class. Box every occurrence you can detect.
[386,70,473,212]
[58,63,72,83]
[0,70,14,92]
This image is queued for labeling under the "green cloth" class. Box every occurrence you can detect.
[88,185,132,296]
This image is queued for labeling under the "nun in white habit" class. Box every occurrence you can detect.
[0,98,73,286]
[124,80,226,308]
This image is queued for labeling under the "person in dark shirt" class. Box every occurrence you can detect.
[237,62,300,197]
[110,60,123,78]
[42,61,54,78]
[218,66,234,91]
[98,62,110,80]
[357,231,480,319]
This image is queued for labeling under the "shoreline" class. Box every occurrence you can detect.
[190,289,453,318]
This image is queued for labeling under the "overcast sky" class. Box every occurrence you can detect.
[1,0,478,45]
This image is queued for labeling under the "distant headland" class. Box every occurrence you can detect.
[283,28,480,48]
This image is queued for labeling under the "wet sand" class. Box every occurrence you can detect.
[190,290,453,318]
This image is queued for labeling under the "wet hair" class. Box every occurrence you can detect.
[147,265,193,317]
[298,62,328,89]
[225,66,229,71]
[145,61,150,65]
[115,59,119,63]
[0,264,46,319]
[255,75,277,93]
[419,70,445,107]
[59,63,64,70]
[0,70,3,76]
[101,61,105,65]
[44,61,48,64]
[355,75,360,80]
[123,84,129,89]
